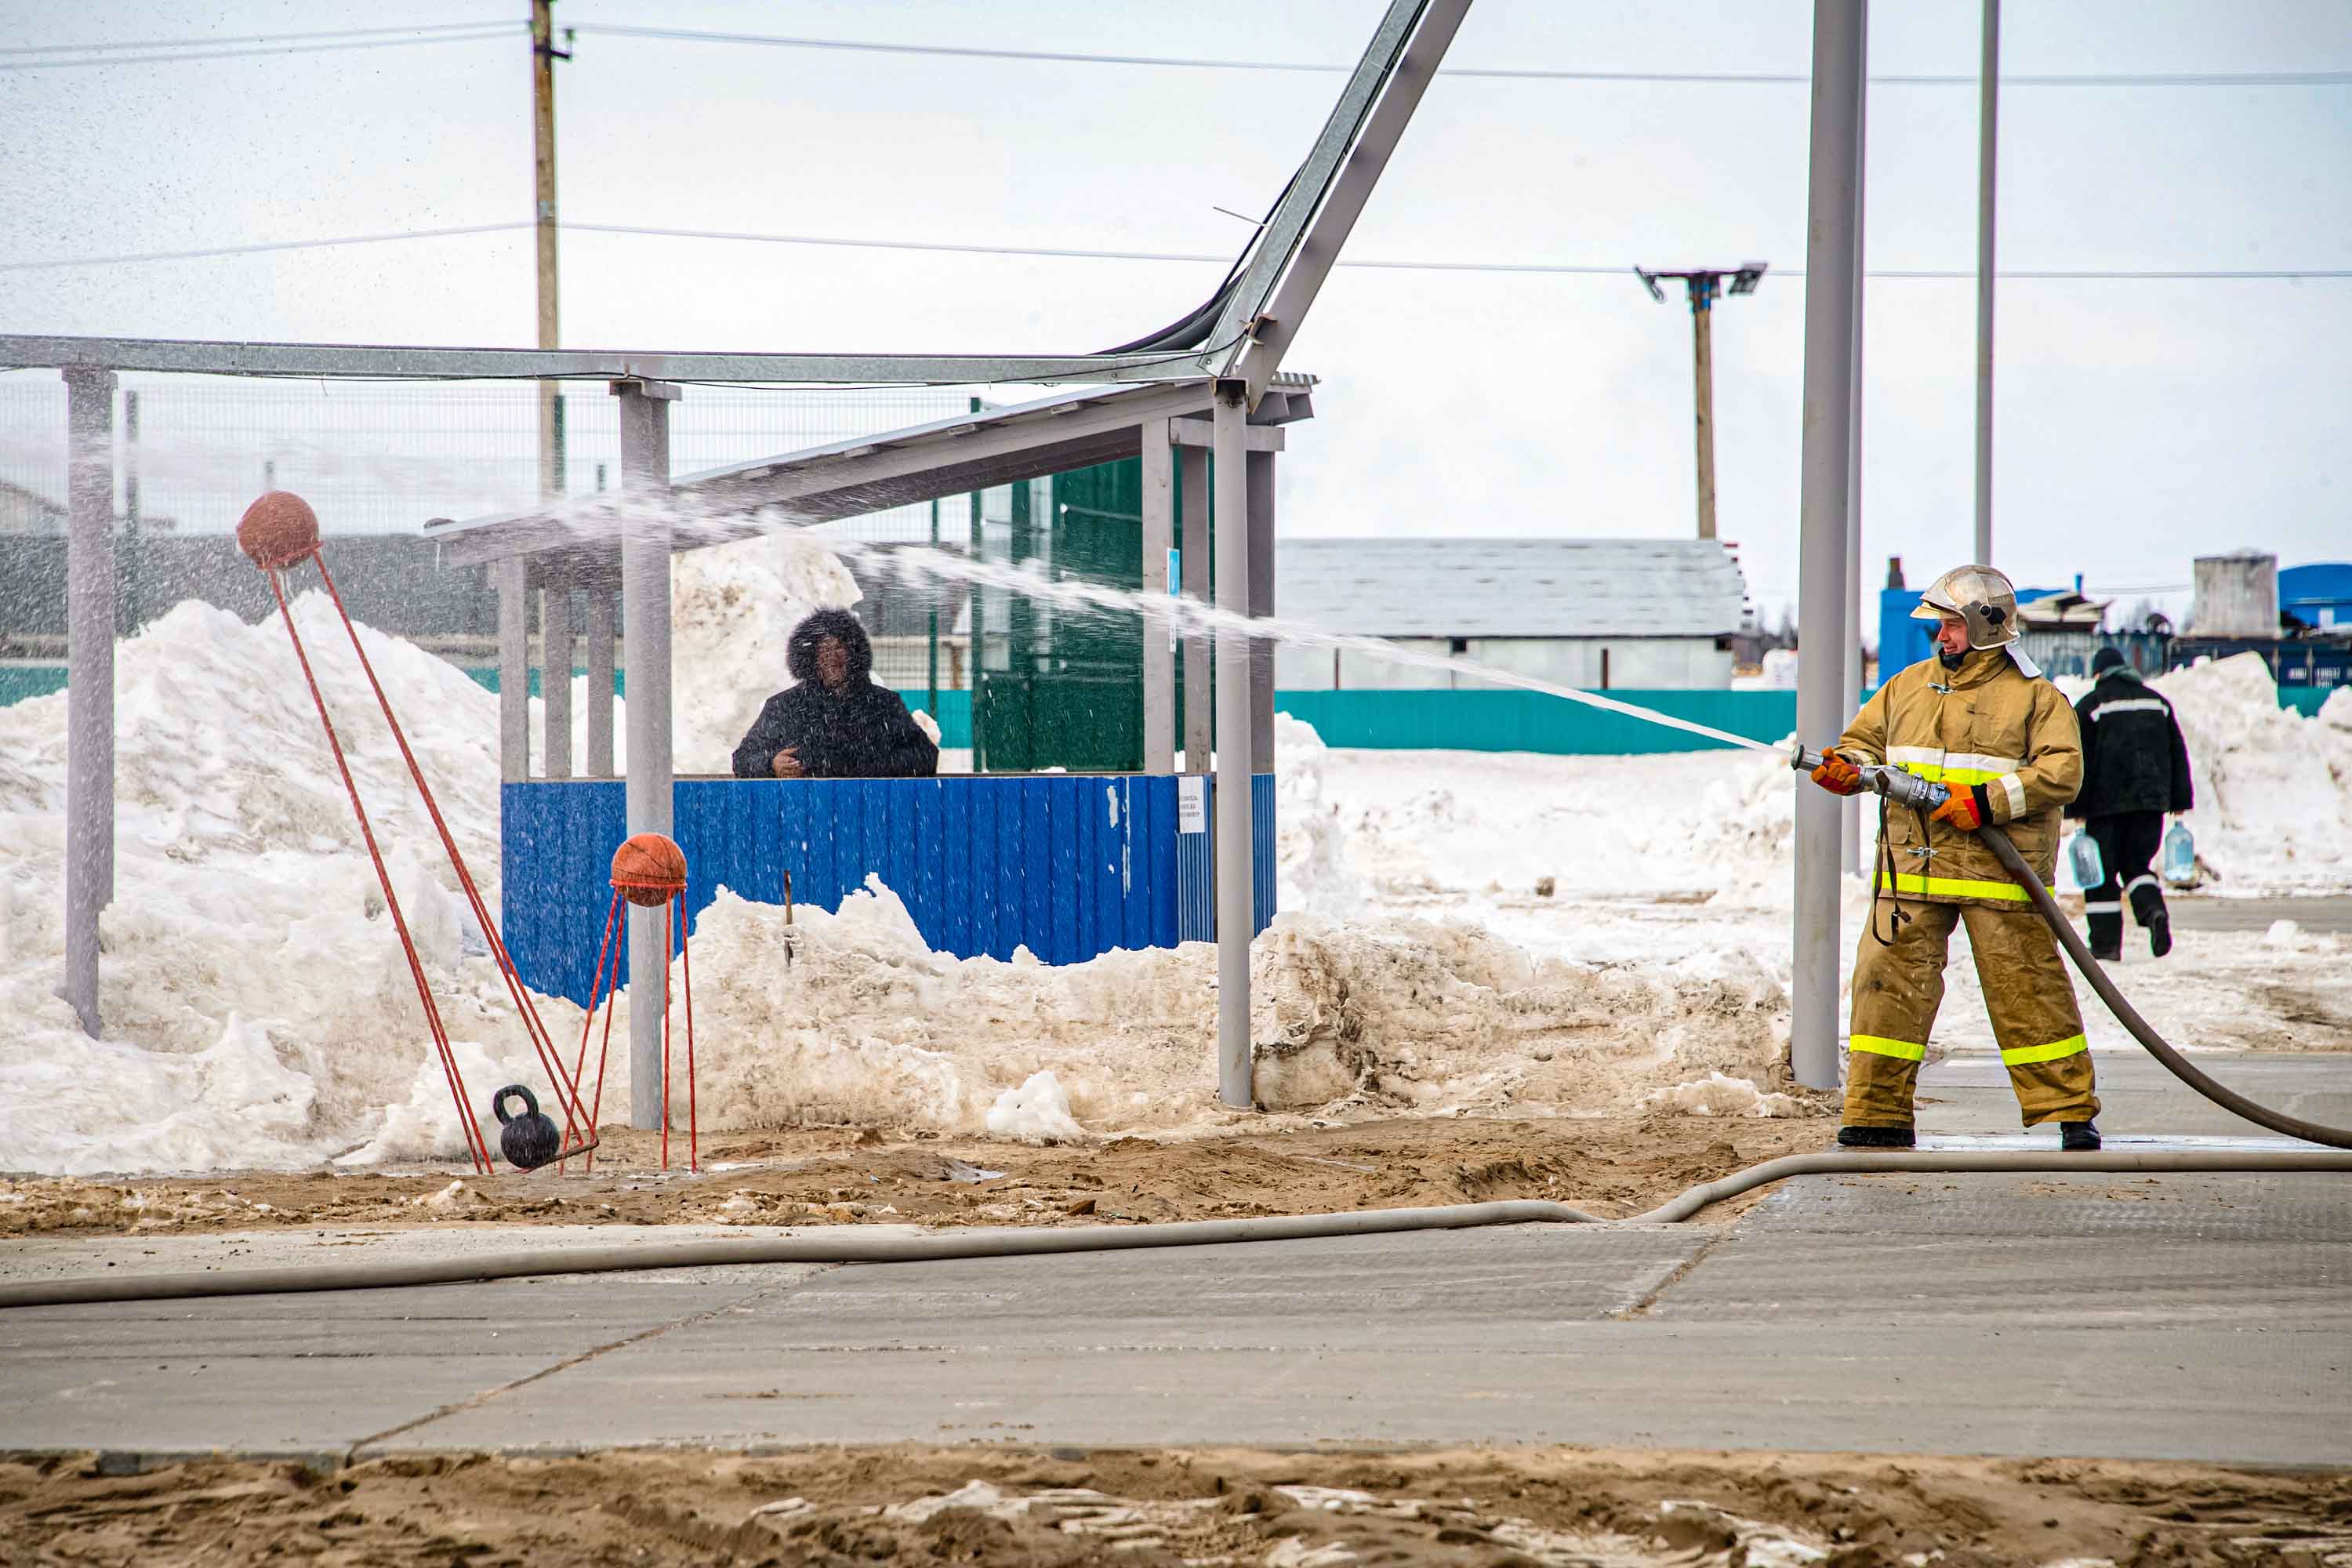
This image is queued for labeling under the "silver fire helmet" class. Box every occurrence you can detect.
[1910,564,2020,649]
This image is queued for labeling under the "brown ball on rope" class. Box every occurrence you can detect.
[611,833,688,907]
[235,491,321,570]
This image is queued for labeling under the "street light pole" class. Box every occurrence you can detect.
[1638,264,1769,541]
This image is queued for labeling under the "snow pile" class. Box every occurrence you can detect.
[671,877,1795,1140]
[671,532,864,775]
[985,1071,1087,1143]
[0,598,589,1176]
[2150,655,2352,894]
[1640,1071,1809,1119]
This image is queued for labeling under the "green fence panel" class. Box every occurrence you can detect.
[0,667,70,706]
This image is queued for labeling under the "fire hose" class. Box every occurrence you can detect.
[1788,745,2352,1152]
[6,753,2347,1312]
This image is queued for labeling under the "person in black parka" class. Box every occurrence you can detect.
[731,609,938,780]
[2066,646,2194,960]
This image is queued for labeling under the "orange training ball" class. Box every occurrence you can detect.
[611,833,688,906]
[236,491,321,569]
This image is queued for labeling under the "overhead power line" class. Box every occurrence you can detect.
[0,20,514,56]
[564,23,2352,89]
[0,223,532,271]
[0,24,519,72]
[5,220,2349,281]
[4,17,2344,86]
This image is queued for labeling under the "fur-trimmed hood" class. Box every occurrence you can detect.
[786,608,872,685]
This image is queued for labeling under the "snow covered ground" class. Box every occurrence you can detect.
[1,546,2345,1176]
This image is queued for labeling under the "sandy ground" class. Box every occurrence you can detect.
[0,1111,1837,1238]
[9,1443,2350,1566]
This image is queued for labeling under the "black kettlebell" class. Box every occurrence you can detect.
[492,1084,561,1171]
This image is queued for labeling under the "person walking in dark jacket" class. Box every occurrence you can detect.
[731,609,939,780]
[2067,647,2193,960]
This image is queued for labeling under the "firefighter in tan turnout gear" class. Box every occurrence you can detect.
[1809,564,2103,1151]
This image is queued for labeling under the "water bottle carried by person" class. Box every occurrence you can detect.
[2063,829,2104,892]
[2161,818,2197,884]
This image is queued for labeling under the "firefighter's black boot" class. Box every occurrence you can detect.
[1838,1124,1916,1149]
[2060,1120,2102,1152]
[2131,880,2172,959]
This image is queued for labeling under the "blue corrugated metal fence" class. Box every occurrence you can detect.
[502,774,1276,1006]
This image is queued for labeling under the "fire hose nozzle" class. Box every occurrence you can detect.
[1789,745,1951,811]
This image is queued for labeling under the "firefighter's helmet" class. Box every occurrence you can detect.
[1910,564,2020,649]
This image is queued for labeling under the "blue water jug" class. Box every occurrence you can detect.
[2161,819,2196,884]
[2064,830,2104,890]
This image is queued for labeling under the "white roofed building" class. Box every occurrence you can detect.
[1273,537,1752,691]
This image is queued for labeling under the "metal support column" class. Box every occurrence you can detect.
[1792,0,1867,1092]
[61,366,114,1037]
[1973,0,2000,565]
[1211,386,1254,1108]
[1178,445,1212,773]
[615,377,677,1130]
[1139,419,1177,774]
[1246,448,1276,766]
[583,575,615,778]
[541,575,572,780]
[496,558,531,782]
[1842,8,1870,877]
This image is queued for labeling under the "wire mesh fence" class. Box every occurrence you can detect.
[0,372,1008,688]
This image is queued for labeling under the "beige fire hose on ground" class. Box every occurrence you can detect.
[8,763,2347,1312]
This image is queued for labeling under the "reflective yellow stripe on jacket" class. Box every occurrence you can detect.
[1884,746,2019,788]
[1873,869,2038,902]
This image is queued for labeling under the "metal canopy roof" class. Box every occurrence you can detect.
[427,374,1316,571]
[0,333,1215,387]
[1275,537,1752,640]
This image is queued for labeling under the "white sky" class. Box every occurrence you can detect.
[4,0,2349,628]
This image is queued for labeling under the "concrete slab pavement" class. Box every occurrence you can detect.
[4,1058,2348,1467]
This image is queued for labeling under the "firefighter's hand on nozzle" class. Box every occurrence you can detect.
[1931,789,1986,832]
[1810,753,1864,796]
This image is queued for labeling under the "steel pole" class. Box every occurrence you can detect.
[1138,419,1176,774]
[497,560,530,782]
[1792,0,1867,1092]
[616,378,677,1130]
[1211,385,1254,1108]
[583,579,615,777]
[1973,0,1998,564]
[61,367,115,1038]
[1245,448,1276,766]
[1691,294,1718,541]
[1842,8,1869,877]
[1178,446,1212,773]
[542,575,572,779]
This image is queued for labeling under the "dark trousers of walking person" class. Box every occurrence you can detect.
[2085,811,2168,959]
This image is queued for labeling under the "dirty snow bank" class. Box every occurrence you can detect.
[674,876,1795,1141]
[2151,655,2352,894]
[0,598,591,1177]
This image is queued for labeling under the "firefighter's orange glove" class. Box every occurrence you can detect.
[1930,789,1986,832]
[1810,753,1864,796]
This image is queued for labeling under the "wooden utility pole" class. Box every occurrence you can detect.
[531,1,568,499]
[1690,298,1718,540]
